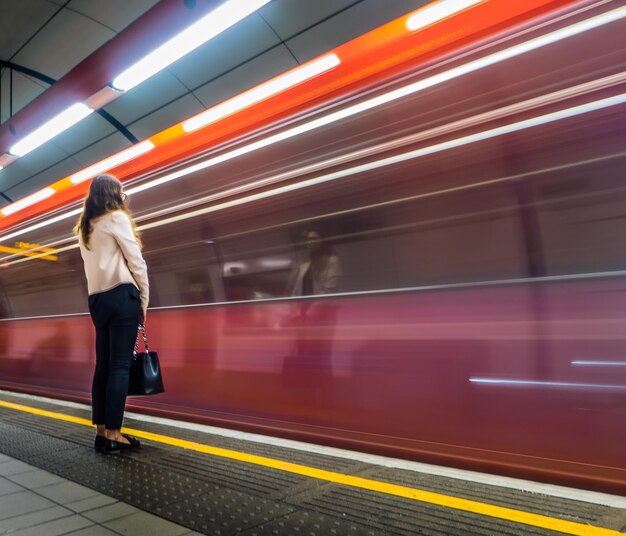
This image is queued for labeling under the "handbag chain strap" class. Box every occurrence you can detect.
[134,324,150,355]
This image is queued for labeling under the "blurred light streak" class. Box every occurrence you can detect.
[571,361,626,366]
[0,244,57,262]
[154,72,625,215]
[406,0,485,32]
[1,90,625,255]
[183,54,341,133]
[1,5,624,227]
[123,6,626,196]
[134,92,626,232]
[470,379,626,390]
[0,208,82,244]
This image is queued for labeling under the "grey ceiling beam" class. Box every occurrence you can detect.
[0,60,138,144]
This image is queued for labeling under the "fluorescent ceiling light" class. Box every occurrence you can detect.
[1,188,56,217]
[70,141,155,184]
[112,0,272,92]
[183,54,341,132]
[406,0,484,32]
[9,104,94,157]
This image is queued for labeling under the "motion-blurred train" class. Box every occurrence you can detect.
[1,0,625,494]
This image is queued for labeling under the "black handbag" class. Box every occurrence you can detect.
[128,325,165,396]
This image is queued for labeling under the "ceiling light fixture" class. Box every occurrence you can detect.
[406,0,484,32]
[8,103,94,157]
[183,54,341,133]
[112,0,272,92]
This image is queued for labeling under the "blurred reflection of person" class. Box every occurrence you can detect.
[289,231,341,305]
[284,231,341,418]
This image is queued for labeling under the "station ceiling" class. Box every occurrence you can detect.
[0,0,427,207]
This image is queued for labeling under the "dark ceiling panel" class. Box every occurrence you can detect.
[0,0,59,60]
[11,8,115,79]
[67,0,160,33]
[287,0,429,63]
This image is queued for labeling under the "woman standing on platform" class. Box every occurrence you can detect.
[76,174,148,454]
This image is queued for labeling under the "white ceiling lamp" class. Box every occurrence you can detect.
[1,187,56,217]
[183,54,341,132]
[8,103,94,157]
[112,0,272,92]
[406,0,484,32]
[70,141,155,184]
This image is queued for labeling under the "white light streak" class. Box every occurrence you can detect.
[406,0,484,32]
[183,54,341,133]
[2,6,625,243]
[128,6,626,195]
[470,378,626,390]
[135,93,626,232]
[0,208,82,243]
[2,91,624,246]
[571,361,626,366]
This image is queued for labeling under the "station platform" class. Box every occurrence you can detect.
[1,390,625,536]
[0,453,196,536]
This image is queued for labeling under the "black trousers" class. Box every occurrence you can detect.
[88,283,141,429]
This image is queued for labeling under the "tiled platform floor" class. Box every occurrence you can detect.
[0,453,200,536]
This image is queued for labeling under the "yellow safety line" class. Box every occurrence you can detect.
[0,398,619,536]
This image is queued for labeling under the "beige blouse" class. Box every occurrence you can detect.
[79,210,149,309]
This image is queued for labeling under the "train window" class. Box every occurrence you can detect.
[532,159,626,276]
[141,238,222,307]
[0,248,88,319]
[208,177,529,300]
[527,114,626,277]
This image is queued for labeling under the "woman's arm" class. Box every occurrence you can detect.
[109,212,149,313]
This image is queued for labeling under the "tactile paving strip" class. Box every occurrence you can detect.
[1,396,626,536]
[0,423,379,535]
[368,466,612,526]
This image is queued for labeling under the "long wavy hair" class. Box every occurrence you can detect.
[75,174,141,250]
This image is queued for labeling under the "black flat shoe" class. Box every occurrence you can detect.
[103,435,141,454]
[94,435,106,452]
